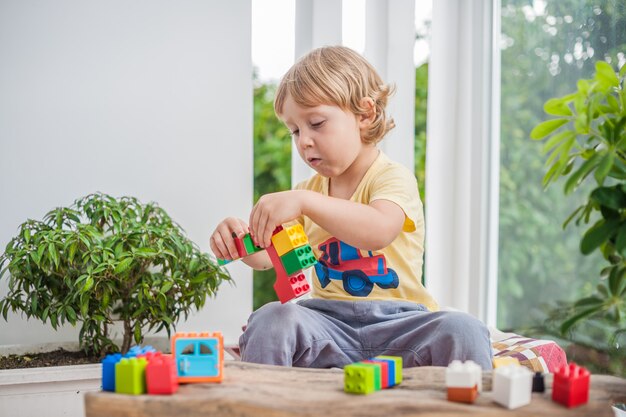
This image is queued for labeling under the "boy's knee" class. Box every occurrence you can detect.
[437,311,489,339]
[245,301,305,340]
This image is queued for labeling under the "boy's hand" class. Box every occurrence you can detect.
[249,190,306,248]
[209,217,249,261]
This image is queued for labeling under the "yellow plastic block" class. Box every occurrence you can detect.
[492,356,520,368]
[271,224,309,256]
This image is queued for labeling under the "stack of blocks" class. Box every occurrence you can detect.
[492,365,533,409]
[101,331,223,395]
[552,362,590,408]
[445,360,482,404]
[218,224,317,303]
[344,356,402,395]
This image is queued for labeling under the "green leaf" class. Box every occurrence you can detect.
[541,131,576,155]
[590,186,626,210]
[594,152,615,185]
[560,306,603,334]
[544,98,573,116]
[66,306,77,323]
[617,224,626,257]
[564,152,603,194]
[161,281,173,294]
[530,119,569,140]
[134,324,142,344]
[574,296,604,308]
[114,257,134,275]
[608,267,624,297]
[82,277,94,293]
[595,61,619,89]
[580,219,619,255]
[48,243,59,269]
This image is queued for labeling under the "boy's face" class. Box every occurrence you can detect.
[280,93,369,179]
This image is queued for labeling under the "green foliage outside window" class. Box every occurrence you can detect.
[499,0,626,376]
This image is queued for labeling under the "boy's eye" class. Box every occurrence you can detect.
[290,129,300,136]
[311,120,325,129]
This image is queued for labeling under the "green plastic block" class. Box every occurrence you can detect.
[344,363,379,395]
[375,355,403,385]
[280,244,317,275]
[115,357,147,395]
[243,234,263,255]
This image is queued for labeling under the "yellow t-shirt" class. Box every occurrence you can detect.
[294,151,439,312]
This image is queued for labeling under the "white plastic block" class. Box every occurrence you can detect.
[492,365,533,409]
[446,360,482,389]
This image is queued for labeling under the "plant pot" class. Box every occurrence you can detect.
[0,363,101,417]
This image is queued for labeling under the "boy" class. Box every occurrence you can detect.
[210,46,492,369]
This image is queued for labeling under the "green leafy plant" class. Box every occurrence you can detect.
[531,61,626,336]
[0,193,231,356]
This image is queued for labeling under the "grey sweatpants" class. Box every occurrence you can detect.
[239,298,493,369]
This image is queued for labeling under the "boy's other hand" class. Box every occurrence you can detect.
[210,217,249,261]
[249,190,306,248]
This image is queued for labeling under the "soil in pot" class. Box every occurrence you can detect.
[0,348,100,369]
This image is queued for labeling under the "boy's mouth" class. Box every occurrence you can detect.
[307,157,321,165]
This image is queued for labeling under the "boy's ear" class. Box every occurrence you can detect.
[358,97,376,128]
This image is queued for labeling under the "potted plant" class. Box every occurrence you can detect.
[530,61,626,353]
[0,192,231,357]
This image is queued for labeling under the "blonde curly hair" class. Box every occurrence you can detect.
[274,46,395,144]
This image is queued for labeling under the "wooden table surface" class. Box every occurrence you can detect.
[84,361,626,417]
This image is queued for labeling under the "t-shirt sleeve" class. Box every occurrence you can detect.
[368,164,423,233]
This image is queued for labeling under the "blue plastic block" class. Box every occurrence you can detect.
[102,353,122,392]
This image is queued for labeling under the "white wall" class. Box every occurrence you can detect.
[0,1,253,347]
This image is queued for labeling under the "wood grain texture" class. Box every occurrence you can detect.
[85,361,626,417]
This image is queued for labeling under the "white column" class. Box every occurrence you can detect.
[292,0,343,186]
[364,0,416,171]
[425,0,500,326]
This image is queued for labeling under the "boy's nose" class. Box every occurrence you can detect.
[298,131,314,148]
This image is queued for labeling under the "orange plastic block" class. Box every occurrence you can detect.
[271,224,309,256]
[172,331,224,383]
[447,385,478,404]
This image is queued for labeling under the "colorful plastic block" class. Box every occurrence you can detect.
[375,355,403,386]
[532,372,545,393]
[271,224,309,256]
[344,363,378,395]
[273,273,311,304]
[363,360,389,388]
[115,357,148,395]
[493,356,520,368]
[172,331,224,383]
[280,244,317,275]
[552,362,590,408]
[446,360,481,404]
[243,234,263,255]
[102,353,122,392]
[492,365,532,409]
[234,236,246,258]
[146,353,179,395]
[447,386,478,403]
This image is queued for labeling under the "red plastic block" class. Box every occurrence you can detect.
[234,236,246,258]
[552,362,590,408]
[266,244,288,279]
[363,360,389,388]
[273,273,311,304]
[146,353,179,395]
